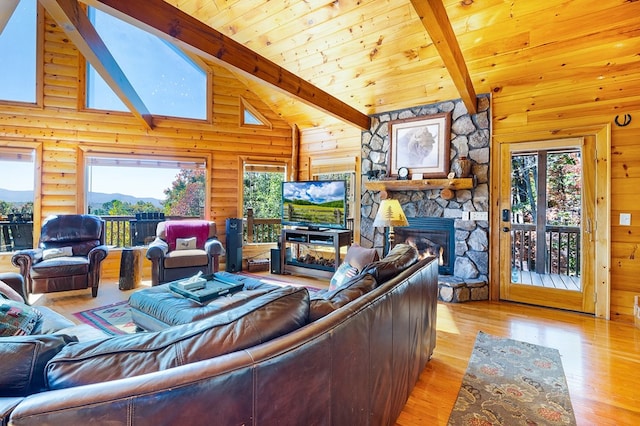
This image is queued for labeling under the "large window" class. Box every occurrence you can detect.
[86,7,208,120]
[0,147,36,252]
[85,154,208,247]
[242,160,287,243]
[0,0,37,104]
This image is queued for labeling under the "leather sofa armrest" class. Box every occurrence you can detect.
[87,245,109,265]
[11,249,41,281]
[205,238,225,256]
[146,238,168,260]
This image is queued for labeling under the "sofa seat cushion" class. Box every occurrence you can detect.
[0,334,77,397]
[46,286,310,390]
[163,249,209,268]
[309,274,376,321]
[33,306,76,334]
[31,257,89,278]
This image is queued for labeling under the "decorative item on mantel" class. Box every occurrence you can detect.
[452,156,472,178]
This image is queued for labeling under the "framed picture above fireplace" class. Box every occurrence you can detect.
[388,112,451,178]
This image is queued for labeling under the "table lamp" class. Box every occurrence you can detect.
[373,199,409,256]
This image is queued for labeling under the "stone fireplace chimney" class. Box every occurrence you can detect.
[360,97,491,302]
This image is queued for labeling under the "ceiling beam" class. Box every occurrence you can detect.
[39,0,153,129]
[0,0,19,35]
[410,0,477,115]
[83,0,371,130]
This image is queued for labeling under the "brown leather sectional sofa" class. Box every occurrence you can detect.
[2,247,438,425]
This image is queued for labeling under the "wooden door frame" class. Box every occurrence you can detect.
[490,124,611,319]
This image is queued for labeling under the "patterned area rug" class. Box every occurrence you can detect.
[73,301,136,335]
[448,331,576,426]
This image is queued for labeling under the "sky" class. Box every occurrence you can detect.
[0,2,205,201]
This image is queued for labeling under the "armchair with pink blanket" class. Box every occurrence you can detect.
[145,220,225,286]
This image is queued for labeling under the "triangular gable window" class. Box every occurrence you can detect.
[0,0,37,104]
[85,7,208,120]
[240,97,271,129]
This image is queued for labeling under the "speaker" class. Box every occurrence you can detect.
[270,249,281,274]
[225,218,243,272]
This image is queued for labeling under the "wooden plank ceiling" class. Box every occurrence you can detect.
[74,0,640,129]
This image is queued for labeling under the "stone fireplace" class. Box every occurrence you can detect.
[394,217,455,275]
[360,96,491,302]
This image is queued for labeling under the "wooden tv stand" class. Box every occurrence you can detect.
[280,228,352,279]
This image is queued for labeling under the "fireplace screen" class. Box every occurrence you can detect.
[393,217,455,275]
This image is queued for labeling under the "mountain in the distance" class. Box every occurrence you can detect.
[0,188,163,207]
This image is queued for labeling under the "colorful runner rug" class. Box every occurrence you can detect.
[447,331,576,426]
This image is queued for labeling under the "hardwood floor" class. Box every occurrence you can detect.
[32,275,640,426]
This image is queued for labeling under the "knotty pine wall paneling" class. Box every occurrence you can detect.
[0,11,292,281]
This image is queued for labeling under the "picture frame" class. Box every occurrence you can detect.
[388,112,451,178]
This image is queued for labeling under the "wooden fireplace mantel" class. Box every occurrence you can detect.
[364,176,476,199]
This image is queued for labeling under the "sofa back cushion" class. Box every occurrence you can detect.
[39,215,105,256]
[46,286,309,390]
[363,243,419,285]
[310,274,376,321]
[0,334,77,397]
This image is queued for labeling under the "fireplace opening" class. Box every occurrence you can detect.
[392,217,456,275]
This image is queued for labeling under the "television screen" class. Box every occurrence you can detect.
[281,180,347,230]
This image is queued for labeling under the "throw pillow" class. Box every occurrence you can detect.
[328,244,379,291]
[175,237,197,250]
[329,261,358,290]
[46,286,310,390]
[0,300,43,336]
[0,334,77,397]
[42,246,73,260]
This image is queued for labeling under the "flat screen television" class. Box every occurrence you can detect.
[281,180,347,230]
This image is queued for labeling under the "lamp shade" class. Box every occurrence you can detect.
[373,199,409,228]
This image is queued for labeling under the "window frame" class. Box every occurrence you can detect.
[80,6,212,123]
[0,142,42,251]
[78,146,211,219]
[0,0,44,107]
[239,156,290,245]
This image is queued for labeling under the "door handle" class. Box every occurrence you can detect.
[502,227,510,232]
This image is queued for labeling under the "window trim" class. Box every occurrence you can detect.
[78,146,211,219]
[80,6,212,124]
[0,141,42,248]
[0,0,44,108]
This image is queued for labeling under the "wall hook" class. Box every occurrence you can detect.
[614,114,632,127]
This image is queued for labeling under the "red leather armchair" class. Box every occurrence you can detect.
[146,220,225,286]
[11,215,109,298]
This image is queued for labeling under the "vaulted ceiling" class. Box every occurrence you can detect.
[44,0,640,130]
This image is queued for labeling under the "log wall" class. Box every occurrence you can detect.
[0,12,292,280]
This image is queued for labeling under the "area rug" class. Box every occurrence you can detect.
[447,331,576,426]
[73,301,136,335]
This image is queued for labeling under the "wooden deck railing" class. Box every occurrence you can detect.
[1,213,356,251]
[511,223,580,276]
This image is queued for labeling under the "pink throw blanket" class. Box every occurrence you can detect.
[165,220,211,251]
